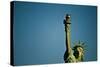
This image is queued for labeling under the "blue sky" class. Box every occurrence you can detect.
[13,1,97,65]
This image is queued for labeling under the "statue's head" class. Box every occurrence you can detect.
[73,46,84,58]
[73,41,85,61]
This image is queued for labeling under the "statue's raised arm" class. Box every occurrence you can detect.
[64,14,71,54]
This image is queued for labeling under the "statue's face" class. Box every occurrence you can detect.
[74,47,84,58]
[76,47,84,57]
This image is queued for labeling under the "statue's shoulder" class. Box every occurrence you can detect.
[64,49,76,63]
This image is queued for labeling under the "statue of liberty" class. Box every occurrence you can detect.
[63,14,85,63]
